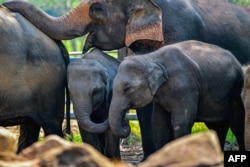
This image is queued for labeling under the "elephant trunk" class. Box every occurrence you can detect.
[3,1,91,40]
[73,99,109,134]
[109,98,131,138]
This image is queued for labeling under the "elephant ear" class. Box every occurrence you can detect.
[148,62,168,95]
[125,0,164,47]
[106,76,112,102]
[102,70,112,102]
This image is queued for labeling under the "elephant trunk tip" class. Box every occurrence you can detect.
[113,124,131,139]
[109,111,131,138]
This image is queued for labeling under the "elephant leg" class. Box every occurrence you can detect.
[42,121,64,137]
[42,92,64,138]
[18,118,40,153]
[136,102,155,160]
[152,103,173,150]
[170,98,198,139]
[103,129,121,159]
[229,96,245,151]
[205,121,229,150]
[78,126,102,154]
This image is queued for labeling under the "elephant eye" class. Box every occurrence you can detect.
[93,87,103,94]
[123,85,132,93]
[90,3,106,20]
[124,86,130,92]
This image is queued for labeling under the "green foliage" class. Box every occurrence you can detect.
[192,122,237,144]
[71,133,82,143]
[129,121,141,137]
[191,122,209,133]
[236,0,250,6]
[0,0,82,14]
[226,129,237,143]
[63,37,85,53]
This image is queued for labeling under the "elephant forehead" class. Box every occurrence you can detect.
[120,58,148,74]
[70,59,104,71]
[124,56,144,66]
[116,63,147,83]
[83,60,104,69]
[68,62,106,81]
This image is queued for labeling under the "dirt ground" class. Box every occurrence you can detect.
[4,120,239,163]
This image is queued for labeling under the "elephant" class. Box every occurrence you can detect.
[0,6,69,152]
[242,66,250,151]
[67,48,120,159]
[109,40,245,151]
[2,0,250,58]
[3,0,250,157]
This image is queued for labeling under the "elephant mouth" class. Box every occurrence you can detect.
[120,109,131,138]
[122,110,129,126]
[82,30,125,53]
[82,31,95,53]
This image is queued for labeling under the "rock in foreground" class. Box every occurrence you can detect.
[139,131,223,167]
[0,129,223,167]
[0,127,17,153]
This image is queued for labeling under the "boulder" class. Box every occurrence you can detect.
[0,127,17,153]
[139,131,223,167]
[0,129,223,167]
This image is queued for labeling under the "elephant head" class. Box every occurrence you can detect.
[109,56,168,138]
[3,0,163,52]
[67,58,111,133]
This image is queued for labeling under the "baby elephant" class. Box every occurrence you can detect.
[109,40,245,151]
[68,48,121,159]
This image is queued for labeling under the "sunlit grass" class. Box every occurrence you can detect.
[226,129,237,143]
[71,133,82,143]
[191,122,208,133]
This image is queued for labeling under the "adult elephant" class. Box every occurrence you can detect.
[3,0,250,58]
[0,6,69,152]
[3,0,250,155]
[109,40,245,151]
[68,48,120,159]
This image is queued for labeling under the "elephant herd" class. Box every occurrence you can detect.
[1,0,250,161]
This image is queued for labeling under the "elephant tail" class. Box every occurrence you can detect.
[64,84,72,140]
[56,40,73,140]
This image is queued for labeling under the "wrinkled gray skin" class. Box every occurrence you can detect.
[3,0,250,158]
[242,66,250,151]
[109,40,245,151]
[0,7,69,152]
[67,49,120,158]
